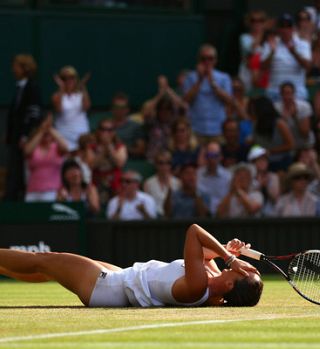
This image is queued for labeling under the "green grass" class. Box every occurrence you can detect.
[0,276,319,348]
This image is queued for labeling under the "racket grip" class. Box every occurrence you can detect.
[240,248,263,261]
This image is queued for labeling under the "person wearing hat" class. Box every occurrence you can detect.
[260,13,312,101]
[52,65,91,152]
[247,145,280,216]
[275,162,318,216]
[106,170,157,220]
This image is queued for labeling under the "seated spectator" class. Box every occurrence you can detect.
[295,145,320,197]
[52,66,91,152]
[144,95,176,162]
[226,78,253,146]
[106,170,157,220]
[221,119,250,168]
[92,119,128,206]
[275,162,318,216]
[164,163,209,218]
[73,133,96,185]
[57,159,100,216]
[111,92,146,159]
[247,145,280,216]
[216,162,263,218]
[143,151,181,217]
[274,82,315,152]
[24,115,68,202]
[197,141,231,216]
[169,117,201,175]
[248,96,295,172]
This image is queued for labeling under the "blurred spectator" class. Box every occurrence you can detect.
[197,141,231,216]
[175,70,190,97]
[274,82,315,151]
[143,75,187,119]
[73,133,96,185]
[247,145,280,216]
[110,92,146,159]
[144,95,176,161]
[261,13,312,101]
[295,146,320,197]
[143,75,188,161]
[295,8,314,43]
[226,77,253,146]
[275,162,318,216]
[23,114,68,202]
[57,159,100,216]
[183,43,232,144]
[305,1,320,31]
[309,30,320,79]
[248,96,295,172]
[4,53,43,201]
[216,162,263,218]
[107,170,157,220]
[52,66,91,152]
[164,163,209,218]
[221,119,250,168]
[143,150,181,217]
[238,10,268,92]
[169,117,201,175]
[92,119,128,206]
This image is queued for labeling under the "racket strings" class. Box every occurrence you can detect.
[288,252,320,304]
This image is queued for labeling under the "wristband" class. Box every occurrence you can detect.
[225,254,236,268]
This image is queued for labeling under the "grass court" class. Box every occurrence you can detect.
[0,275,319,349]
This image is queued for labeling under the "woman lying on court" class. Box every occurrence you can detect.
[0,224,263,307]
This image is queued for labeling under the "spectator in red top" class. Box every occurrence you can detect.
[92,119,127,206]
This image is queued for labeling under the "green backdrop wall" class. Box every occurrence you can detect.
[0,9,204,107]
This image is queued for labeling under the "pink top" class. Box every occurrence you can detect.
[26,143,64,193]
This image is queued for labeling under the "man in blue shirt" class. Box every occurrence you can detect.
[183,43,233,144]
[197,141,232,216]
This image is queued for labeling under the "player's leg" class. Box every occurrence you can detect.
[0,266,51,282]
[0,249,105,305]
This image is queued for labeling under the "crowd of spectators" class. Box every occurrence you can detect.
[4,5,320,220]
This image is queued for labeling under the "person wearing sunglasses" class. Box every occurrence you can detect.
[196,141,231,216]
[260,13,312,101]
[106,170,157,220]
[52,65,91,152]
[238,10,268,92]
[182,43,232,146]
[92,119,128,207]
[275,162,318,217]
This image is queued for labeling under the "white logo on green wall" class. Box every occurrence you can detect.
[49,203,80,221]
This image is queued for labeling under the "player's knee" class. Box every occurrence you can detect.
[35,252,60,273]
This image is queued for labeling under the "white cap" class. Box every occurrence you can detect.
[247,145,267,162]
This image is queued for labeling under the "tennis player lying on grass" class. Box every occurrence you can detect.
[0,224,263,307]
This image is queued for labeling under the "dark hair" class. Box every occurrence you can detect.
[280,81,295,93]
[248,96,280,139]
[61,159,87,190]
[223,276,263,307]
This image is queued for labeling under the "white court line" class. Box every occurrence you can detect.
[0,314,315,344]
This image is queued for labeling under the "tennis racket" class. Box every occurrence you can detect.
[240,248,320,305]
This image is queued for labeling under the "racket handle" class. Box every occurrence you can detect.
[240,248,263,261]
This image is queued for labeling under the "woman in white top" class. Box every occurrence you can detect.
[0,224,262,307]
[52,66,91,152]
[144,150,181,217]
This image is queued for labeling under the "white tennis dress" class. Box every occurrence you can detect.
[89,259,209,307]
